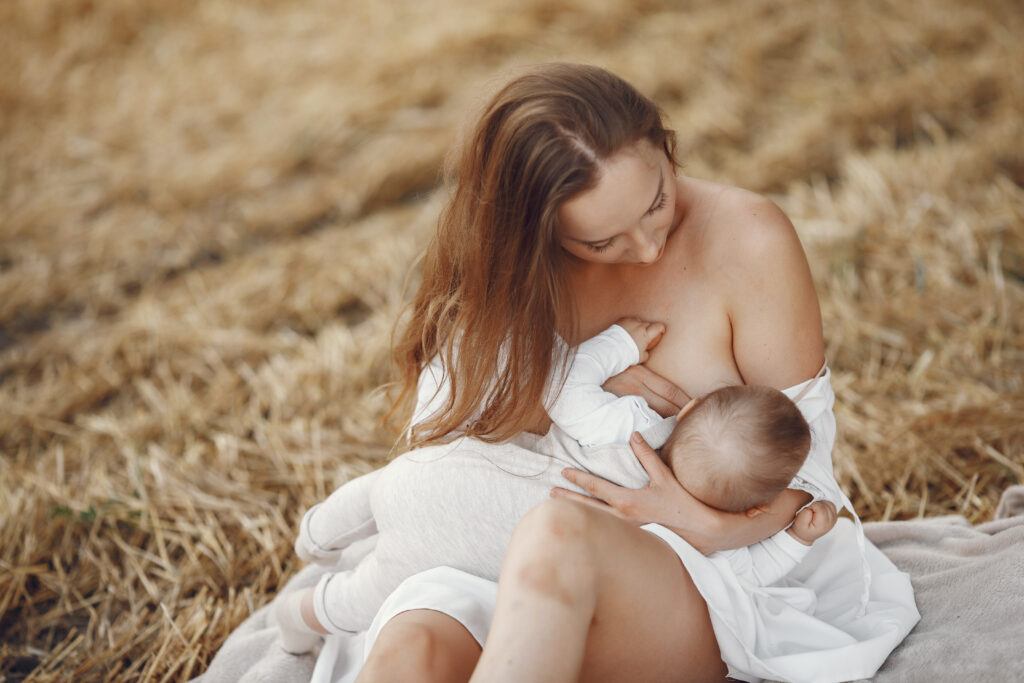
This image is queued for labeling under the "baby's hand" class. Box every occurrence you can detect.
[616,317,666,363]
[786,501,838,546]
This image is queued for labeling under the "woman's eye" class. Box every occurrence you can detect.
[586,240,614,252]
[646,192,668,216]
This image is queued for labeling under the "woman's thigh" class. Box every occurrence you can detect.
[358,608,481,683]
[576,511,726,682]
[485,499,725,683]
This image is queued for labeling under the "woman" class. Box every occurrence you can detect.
[347,63,916,682]
[199,62,915,683]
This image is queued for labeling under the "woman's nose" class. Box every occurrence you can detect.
[635,231,661,263]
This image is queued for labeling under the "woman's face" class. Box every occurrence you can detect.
[557,138,678,266]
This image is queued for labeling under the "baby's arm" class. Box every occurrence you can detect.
[548,319,666,446]
[718,501,837,585]
[295,466,385,566]
[719,528,811,586]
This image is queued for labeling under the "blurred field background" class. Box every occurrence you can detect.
[1,0,1021,679]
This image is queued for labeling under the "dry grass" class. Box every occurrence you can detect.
[1,0,1022,679]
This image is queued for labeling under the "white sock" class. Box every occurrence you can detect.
[274,591,323,654]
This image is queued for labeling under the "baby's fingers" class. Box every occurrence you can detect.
[810,501,838,527]
[644,322,666,350]
[791,506,815,531]
[823,503,839,530]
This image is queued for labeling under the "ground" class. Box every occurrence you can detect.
[0,0,1022,679]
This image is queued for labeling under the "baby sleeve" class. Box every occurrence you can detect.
[717,529,811,586]
[547,325,664,447]
[296,466,384,566]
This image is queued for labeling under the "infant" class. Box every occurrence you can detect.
[548,318,835,581]
[275,318,834,652]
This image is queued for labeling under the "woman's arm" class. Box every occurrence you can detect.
[554,434,810,554]
[725,192,824,389]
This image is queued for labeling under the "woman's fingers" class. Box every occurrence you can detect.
[638,388,679,418]
[560,467,626,506]
[630,365,690,413]
[549,487,623,518]
[602,365,689,418]
[628,432,672,485]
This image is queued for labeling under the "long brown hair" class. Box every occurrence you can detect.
[391,63,677,447]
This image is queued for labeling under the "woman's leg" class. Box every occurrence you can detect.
[472,499,727,683]
[357,608,481,683]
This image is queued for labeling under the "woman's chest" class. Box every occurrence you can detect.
[569,271,743,398]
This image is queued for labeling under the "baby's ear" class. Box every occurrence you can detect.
[744,504,771,518]
[675,398,699,421]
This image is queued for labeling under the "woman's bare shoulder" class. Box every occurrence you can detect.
[706,186,800,258]
[674,181,804,278]
[698,184,824,387]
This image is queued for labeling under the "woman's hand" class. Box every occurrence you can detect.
[602,365,690,418]
[551,433,727,554]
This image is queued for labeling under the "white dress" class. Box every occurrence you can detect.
[310,365,920,683]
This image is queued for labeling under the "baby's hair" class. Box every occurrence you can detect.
[662,385,810,513]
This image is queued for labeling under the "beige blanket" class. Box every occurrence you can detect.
[858,485,1024,682]
[195,486,1024,682]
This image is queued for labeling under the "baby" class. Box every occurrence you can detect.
[548,318,836,584]
[275,318,835,652]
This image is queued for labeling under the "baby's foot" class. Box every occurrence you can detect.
[275,591,324,654]
[615,317,666,362]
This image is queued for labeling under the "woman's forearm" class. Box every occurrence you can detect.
[670,489,812,554]
[556,437,814,555]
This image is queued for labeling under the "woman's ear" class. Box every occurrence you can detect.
[676,398,699,421]
[744,503,771,519]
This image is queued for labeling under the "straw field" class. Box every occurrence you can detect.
[1,0,1021,679]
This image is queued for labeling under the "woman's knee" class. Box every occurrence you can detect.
[514,498,604,553]
[359,612,479,683]
[504,500,605,599]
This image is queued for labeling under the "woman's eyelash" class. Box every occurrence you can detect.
[646,192,668,216]
[585,193,667,252]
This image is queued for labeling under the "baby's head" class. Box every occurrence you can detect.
[662,385,810,514]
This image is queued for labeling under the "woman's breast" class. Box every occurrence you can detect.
[644,306,744,398]
[574,278,744,399]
